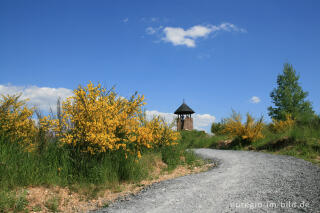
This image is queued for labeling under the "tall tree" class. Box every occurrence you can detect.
[268,63,314,120]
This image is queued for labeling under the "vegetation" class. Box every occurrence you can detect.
[45,196,61,212]
[210,120,226,136]
[0,82,203,212]
[0,94,37,149]
[269,114,295,133]
[268,63,314,120]
[205,63,320,165]
[1,62,319,211]
[221,111,264,143]
[0,190,28,212]
[178,130,228,149]
[209,111,320,164]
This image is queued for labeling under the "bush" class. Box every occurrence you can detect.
[0,94,37,150]
[211,120,226,136]
[0,83,183,191]
[269,114,295,133]
[295,113,320,128]
[161,145,181,170]
[42,82,180,158]
[221,111,264,143]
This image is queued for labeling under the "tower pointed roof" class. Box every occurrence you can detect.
[174,102,195,114]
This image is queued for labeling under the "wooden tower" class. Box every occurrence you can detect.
[174,101,195,131]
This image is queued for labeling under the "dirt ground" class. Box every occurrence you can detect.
[25,160,214,212]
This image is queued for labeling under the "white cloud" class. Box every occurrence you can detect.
[141,17,160,23]
[145,26,163,35]
[148,22,246,47]
[146,27,156,35]
[250,96,261,104]
[0,84,73,112]
[162,26,211,47]
[215,22,247,33]
[123,18,129,23]
[146,110,176,125]
[197,53,211,60]
[150,17,159,22]
[193,113,216,129]
[145,110,215,132]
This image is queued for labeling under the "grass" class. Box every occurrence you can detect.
[160,134,211,171]
[0,131,207,212]
[177,130,228,149]
[45,196,61,212]
[0,189,29,213]
[0,137,70,189]
[250,125,320,165]
[31,204,42,212]
[0,136,165,190]
[178,123,320,166]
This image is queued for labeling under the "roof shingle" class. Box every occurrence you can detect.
[174,102,195,114]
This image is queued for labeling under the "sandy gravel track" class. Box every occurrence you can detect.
[93,149,320,213]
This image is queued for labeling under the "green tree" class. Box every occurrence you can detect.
[211,122,223,135]
[268,63,314,120]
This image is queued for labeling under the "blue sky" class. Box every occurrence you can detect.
[1,0,320,131]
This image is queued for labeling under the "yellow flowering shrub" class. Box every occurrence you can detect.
[137,116,180,148]
[222,111,264,142]
[45,82,180,157]
[270,114,295,133]
[0,94,37,148]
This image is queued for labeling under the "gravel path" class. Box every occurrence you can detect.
[93,149,320,213]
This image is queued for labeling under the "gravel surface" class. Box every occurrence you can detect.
[93,149,320,213]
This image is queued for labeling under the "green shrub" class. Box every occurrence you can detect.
[161,145,181,170]
[211,120,226,135]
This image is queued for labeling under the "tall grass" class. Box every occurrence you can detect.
[248,124,320,163]
[177,130,228,149]
[0,136,159,193]
[0,133,204,192]
[0,137,164,212]
[0,137,67,188]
